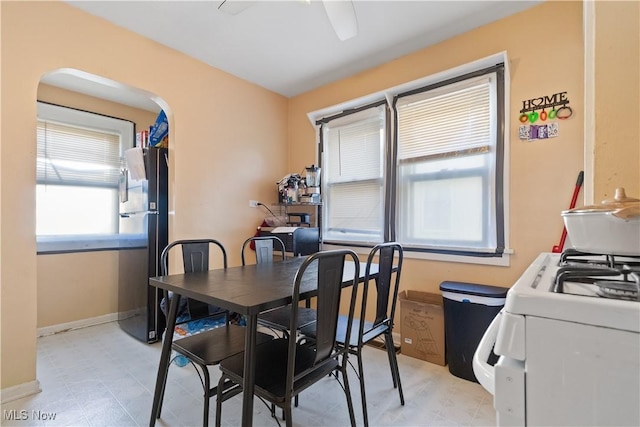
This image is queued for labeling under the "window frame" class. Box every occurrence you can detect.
[318,101,388,245]
[309,52,511,266]
[36,101,135,254]
[392,64,506,257]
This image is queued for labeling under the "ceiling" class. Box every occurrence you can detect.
[44,0,542,111]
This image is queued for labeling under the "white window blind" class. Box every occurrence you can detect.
[397,76,492,162]
[322,105,385,243]
[37,120,122,188]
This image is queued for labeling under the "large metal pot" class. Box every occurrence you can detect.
[561,187,640,256]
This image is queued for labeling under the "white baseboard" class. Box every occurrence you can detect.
[36,312,118,337]
[2,314,118,405]
[0,380,41,404]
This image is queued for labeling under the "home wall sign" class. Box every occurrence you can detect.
[518,91,573,141]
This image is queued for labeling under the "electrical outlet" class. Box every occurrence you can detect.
[249,200,259,208]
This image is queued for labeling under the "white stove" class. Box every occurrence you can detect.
[474,250,640,426]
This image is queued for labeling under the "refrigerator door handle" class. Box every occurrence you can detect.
[119,168,128,203]
[119,210,159,218]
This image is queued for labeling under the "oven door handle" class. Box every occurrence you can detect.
[473,308,503,395]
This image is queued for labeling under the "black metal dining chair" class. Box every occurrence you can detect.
[242,236,318,338]
[159,239,229,324]
[300,242,405,427]
[155,238,273,427]
[215,249,361,427]
[241,235,286,265]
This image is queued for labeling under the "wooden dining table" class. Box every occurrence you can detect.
[148,256,379,427]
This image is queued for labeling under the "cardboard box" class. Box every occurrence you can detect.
[399,290,445,366]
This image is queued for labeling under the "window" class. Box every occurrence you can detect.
[36,102,134,252]
[394,68,504,254]
[319,103,387,244]
[317,59,507,264]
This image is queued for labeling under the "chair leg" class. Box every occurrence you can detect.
[201,363,210,427]
[340,362,357,427]
[284,400,293,427]
[383,333,398,388]
[215,375,225,427]
[268,403,285,421]
[385,332,404,405]
[355,349,369,427]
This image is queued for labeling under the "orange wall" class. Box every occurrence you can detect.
[593,1,640,200]
[289,1,585,294]
[1,1,287,390]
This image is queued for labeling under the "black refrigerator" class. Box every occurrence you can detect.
[117,147,169,343]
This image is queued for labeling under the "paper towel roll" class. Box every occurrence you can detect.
[125,147,146,181]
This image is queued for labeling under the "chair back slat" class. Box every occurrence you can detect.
[241,236,286,265]
[255,240,274,264]
[181,242,210,273]
[288,249,359,384]
[160,239,228,320]
[161,238,228,275]
[313,255,347,361]
[362,243,403,335]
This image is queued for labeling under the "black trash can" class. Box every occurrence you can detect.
[439,281,507,382]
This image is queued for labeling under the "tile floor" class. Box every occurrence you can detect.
[1,322,495,426]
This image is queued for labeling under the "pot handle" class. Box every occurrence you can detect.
[612,205,640,220]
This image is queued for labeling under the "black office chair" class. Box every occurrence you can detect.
[242,236,318,338]
[215,249,361,427]
[301,242,405,427]
[155,238,273,427]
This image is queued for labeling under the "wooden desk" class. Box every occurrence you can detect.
[149,257,376,427]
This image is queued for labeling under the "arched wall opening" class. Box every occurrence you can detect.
[35,68,171,337]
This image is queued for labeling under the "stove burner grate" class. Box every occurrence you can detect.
[559,248,640,270]
[596,280,640,301]
[554,250,640,301]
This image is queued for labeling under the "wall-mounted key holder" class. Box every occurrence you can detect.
[518,91,571,140]
[520,91,571,114]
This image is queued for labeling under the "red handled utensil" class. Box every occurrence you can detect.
[552,170,584,253]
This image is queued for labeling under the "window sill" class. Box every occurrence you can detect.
[37,234,147,254]
[401,249,511,266]
[321,243,512,266]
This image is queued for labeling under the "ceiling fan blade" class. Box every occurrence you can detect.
[218,0,258,15]
[322,0,358,41]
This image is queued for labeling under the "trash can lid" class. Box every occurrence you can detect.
[439,281,508,298]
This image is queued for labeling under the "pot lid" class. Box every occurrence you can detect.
[563,187,640,219]
[601,187,639,205]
